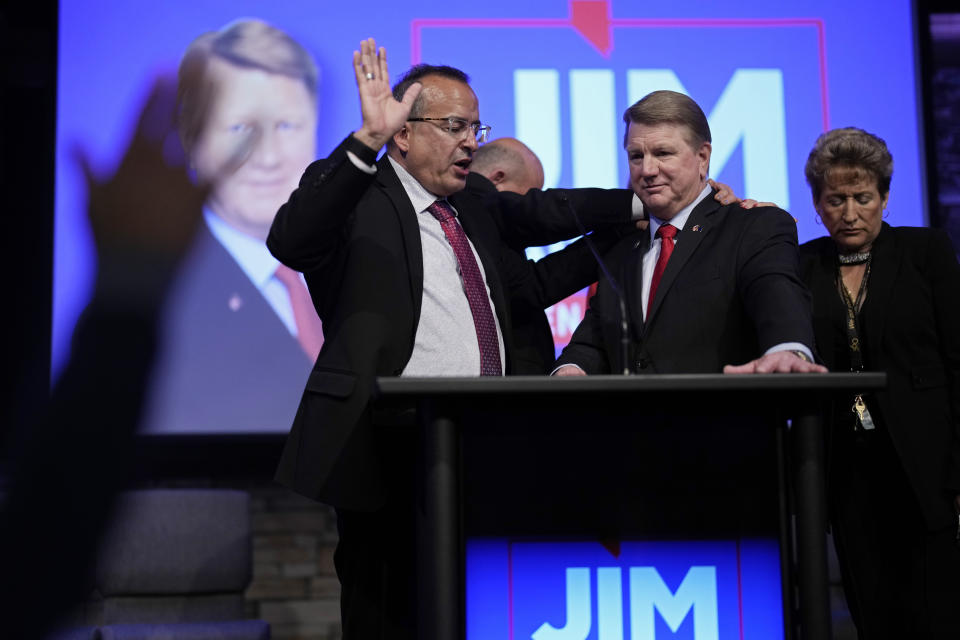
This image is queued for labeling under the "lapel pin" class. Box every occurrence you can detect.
[691,225,702,232]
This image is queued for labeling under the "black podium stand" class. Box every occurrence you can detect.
[375,373,884,640]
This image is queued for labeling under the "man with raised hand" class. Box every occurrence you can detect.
[267,39,636,637]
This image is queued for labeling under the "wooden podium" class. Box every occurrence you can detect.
[375,373,884,640]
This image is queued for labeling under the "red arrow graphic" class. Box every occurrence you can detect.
[571,1,613,56]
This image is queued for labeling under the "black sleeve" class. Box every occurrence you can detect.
[267,134,378,272]
[552,269,617,375]
[737,207,816,352]
[491,186,635,250]
[506,226,629,311]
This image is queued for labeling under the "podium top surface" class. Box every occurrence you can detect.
[375,372,885,397]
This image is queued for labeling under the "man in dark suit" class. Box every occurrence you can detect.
[555,90,825,376]
[144,19,320,433]
[267,39,635,638]
[471,138,745,373]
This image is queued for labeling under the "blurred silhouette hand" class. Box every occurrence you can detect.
[74,73,255,262]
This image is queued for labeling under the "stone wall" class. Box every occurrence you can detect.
[246,485,341,640]
[139,477,344,640]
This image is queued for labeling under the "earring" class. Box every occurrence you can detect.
[815,213,822,225]
[883,209,890,219]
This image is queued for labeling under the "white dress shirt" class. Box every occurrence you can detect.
[385,158,506,376]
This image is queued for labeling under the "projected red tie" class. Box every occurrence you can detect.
[427,200,502,376]
[275,264,324,362]
[646,223,677,319]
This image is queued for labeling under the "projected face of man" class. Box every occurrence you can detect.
[191,57,317,241]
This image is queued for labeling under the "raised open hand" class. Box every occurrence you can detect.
[75,76,207,260]
[352,38,422,151]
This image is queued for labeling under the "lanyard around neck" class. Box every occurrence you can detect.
[837,256,871,372]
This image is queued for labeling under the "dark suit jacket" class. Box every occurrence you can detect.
[267,135,633,508]
[557,190,814,374]
[800,223,960,529]
[465,173,628,374]
[144,225,312,433]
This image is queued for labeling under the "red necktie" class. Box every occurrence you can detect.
[646,223,677,319]
[427,200,503,376]
[274,264,324,361]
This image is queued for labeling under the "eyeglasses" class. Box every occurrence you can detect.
[407,117,491,143]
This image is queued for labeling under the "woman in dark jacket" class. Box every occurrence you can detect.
[800,127,960,638]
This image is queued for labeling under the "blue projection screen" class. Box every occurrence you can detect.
[55,0,924,433]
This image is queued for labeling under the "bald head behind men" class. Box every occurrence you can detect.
[471,137,545,194]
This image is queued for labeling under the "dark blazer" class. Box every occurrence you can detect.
[144,225,312,433]
[800,223,960,529]
[267,135,633,508]
[557,191,814,374]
